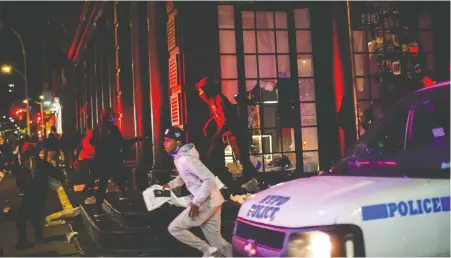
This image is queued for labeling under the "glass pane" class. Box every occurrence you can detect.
[297,55,314,77]
[276,31,289,53]
[356,77,370,100]
[354,54,368,76]
[262,129,281,153]
[258,55,277,78]
[353,30,367,52]
[427,54,434,71]
[281,128,295,152]
[358,101,370,136]
[219,30,236,54]
[218,5,234,29]
[295,31,312,53]
[256,11,274,29]
[244,55,258,78]
[368,54,379,76]
[249,154,264,172]
[370,77,380,99]
[275,12,287,29]
[250,131,263,153]
[221,80,238,104]
[277,55,290,77]
[220,55,238,79]
[243,31,256,53]
[263,105,278,128]
[248,104,261,129]
[264,153,289,172]
[419,31,433,53]
[245,79,258,94]
[301,127,318,151]
[299,79,315,102]
[242,11,255,29]
[261,80,278,102]
[294,9,310,29]
[300,103,317,126]
[302,151,319,173]
[284,152,296,171]
[257,31,276,53]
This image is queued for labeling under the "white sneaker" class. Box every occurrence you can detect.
[202,247,219,257]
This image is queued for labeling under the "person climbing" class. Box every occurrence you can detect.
[194,76,259,193]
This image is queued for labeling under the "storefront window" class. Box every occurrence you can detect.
[240,10,295,173]
[295,9,319,173]
[351,3,434,137]
[218,6,318,173]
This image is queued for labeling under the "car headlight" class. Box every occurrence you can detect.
[283,225,365,257]
[285,231,332,257]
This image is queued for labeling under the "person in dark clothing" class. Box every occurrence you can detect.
[15,146,63,249]
[46,126,62,167]
[194,76,259,193]
[90,108,127,216]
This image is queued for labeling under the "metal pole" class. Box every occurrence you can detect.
[346,1,360,140]
[10,28,30,137]
[40,102,44,133]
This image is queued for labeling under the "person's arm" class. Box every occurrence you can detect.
[165,175,185,189]
[184,156,216,206]
[13,145,19,155]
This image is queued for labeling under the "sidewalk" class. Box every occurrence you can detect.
[0,175,79,257]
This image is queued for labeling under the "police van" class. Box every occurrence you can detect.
[232,81,450,257]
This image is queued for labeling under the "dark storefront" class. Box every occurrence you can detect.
[65,1,449,188]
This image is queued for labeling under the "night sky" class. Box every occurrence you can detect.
[0,1,80,118]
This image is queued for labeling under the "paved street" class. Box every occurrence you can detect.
[0,175,79,257]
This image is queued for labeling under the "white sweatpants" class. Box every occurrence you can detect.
[168,204,232,257]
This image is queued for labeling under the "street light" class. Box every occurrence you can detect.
[0,26,30,136]
[1,64,30,136]
[1,65,12,74]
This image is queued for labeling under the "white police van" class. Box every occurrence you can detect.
[232,82,450,257]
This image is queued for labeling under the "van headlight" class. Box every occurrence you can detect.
[283,226,365,257]
[285,231,332,257]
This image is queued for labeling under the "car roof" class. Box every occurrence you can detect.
[396,81,450,109]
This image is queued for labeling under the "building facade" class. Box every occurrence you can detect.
[64,1,449,187]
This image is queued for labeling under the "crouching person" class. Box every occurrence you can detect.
[163,126,232,257]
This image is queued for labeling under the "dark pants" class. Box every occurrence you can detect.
[94,162,126,208]
[16,194,47,243]
[206,133,258,191]
[78,159,95,194]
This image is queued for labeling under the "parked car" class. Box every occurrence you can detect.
[232,81,450,257]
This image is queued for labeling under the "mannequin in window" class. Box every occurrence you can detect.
[194,76,259,193]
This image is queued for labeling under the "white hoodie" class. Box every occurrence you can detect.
[168,143,225,207]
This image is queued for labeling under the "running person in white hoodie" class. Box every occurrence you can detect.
[163,126,232,257]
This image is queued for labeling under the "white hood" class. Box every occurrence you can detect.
[237,175,435,228]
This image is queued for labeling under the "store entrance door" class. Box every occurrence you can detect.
[237,9,319,174]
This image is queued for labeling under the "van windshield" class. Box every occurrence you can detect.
[322,94,450,179]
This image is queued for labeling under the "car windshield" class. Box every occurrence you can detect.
[321,91,450,179]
